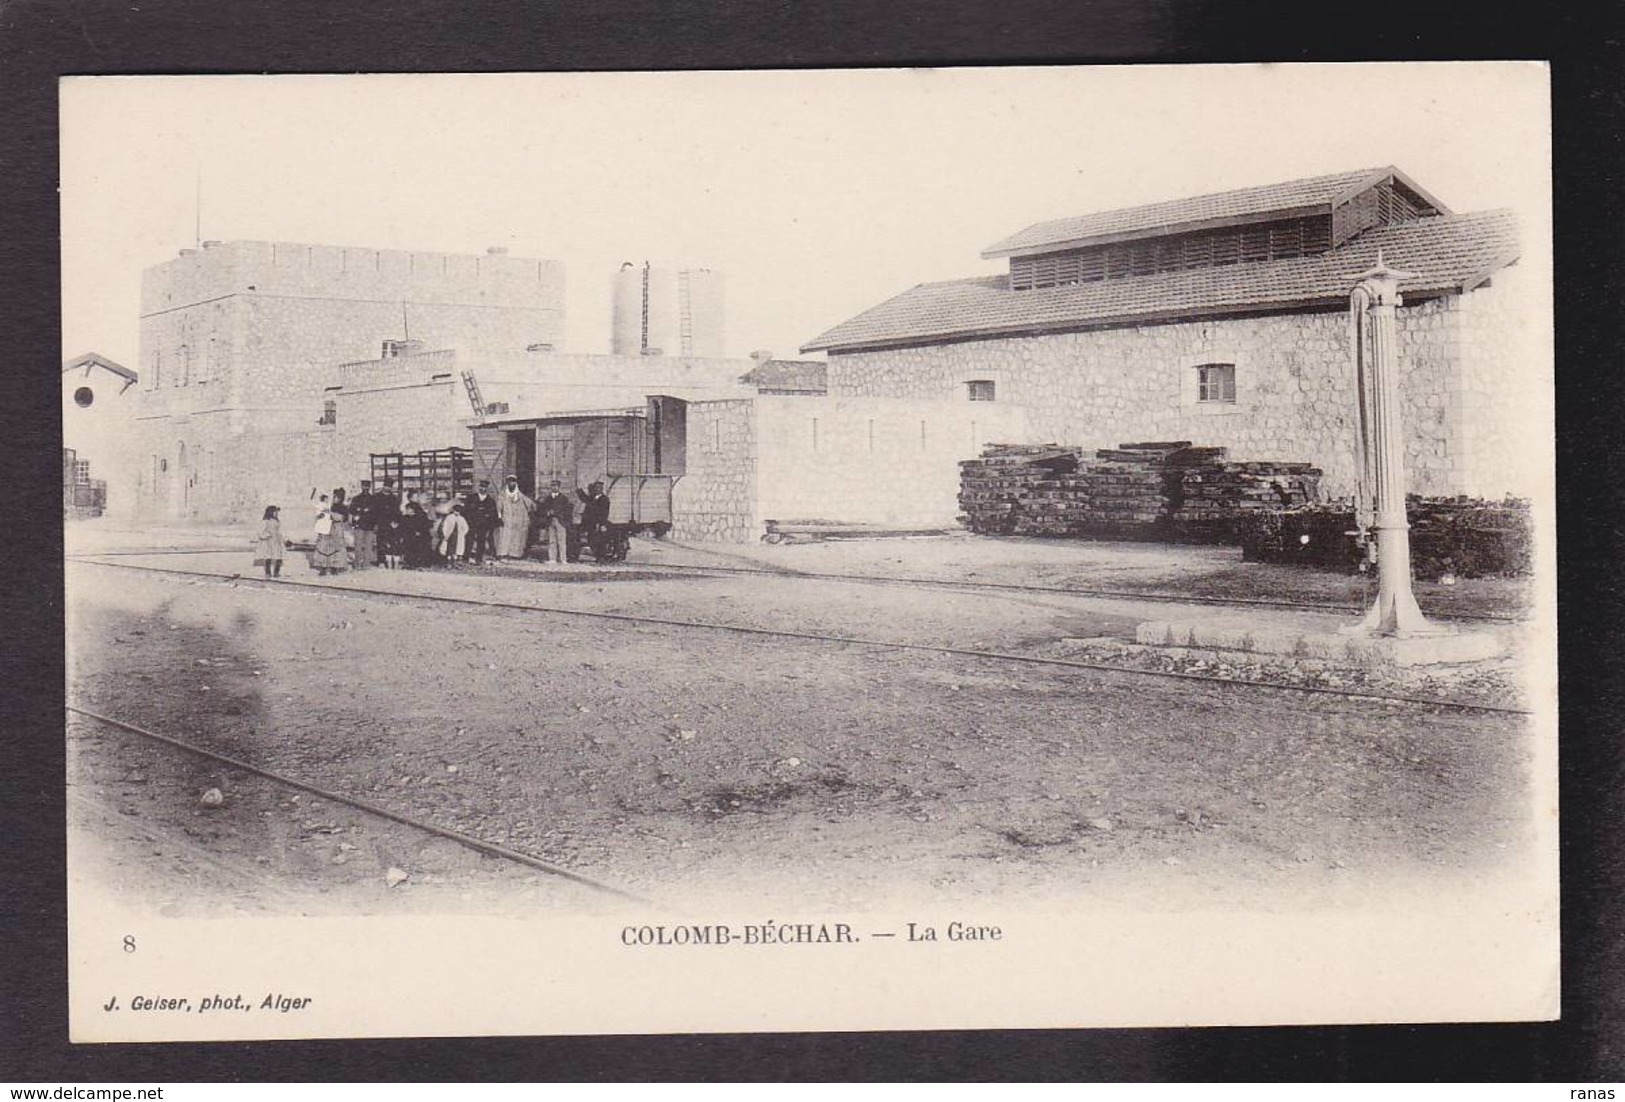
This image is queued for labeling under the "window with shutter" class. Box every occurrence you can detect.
[1196,363,1236,404]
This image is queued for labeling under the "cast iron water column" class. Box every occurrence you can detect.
[1347,252,1439,637]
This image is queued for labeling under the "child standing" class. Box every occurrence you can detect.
[379,513,405,570]
[253,506,286,577]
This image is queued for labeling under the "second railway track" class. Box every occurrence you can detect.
[68,554,1532,717]
[67,544,1525,623]
[68,705,657,907]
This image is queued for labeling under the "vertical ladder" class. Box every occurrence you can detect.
[677,269,693,356]
[461,370,485,417]
[640,262,651,353]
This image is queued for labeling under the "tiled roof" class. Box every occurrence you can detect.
[981,166,1446,258]
[741,359,828,392]
[803,209,1517,354]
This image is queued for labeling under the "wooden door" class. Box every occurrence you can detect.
[536,423,575,495]
[470,427,508,490]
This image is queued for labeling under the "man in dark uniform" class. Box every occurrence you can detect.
[349,481,379,569]
[577,480,613,562]
[537,480,574,563]
[465,480,500,564]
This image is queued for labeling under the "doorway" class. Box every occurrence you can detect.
[508,429,536,497]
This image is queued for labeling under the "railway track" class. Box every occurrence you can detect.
[68,555,1532,717]
[631,559,1525,625]
[65,544,1525,623]
[66,787,307,909]
[67,705,656,907]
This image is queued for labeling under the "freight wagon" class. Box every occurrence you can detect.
[469,397,688,559]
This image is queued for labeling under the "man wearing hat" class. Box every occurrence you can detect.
[577,480,612,562]
[349,480,380,569]
[538,480,574,565]
[466,479,500,564]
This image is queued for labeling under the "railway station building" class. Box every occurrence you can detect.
[125,237,1019,541]
[130,239,567,523]
[802,166,1539,503]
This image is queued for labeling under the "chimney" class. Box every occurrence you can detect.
[486,246,508,256]
[750,350,774,363]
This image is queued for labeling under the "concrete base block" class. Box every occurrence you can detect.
[1135,614,1502,667]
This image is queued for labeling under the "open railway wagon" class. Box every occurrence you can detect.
[370,448,476,498]
[470,397,686,558]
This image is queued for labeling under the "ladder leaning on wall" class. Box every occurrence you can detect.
[461,370,486,417]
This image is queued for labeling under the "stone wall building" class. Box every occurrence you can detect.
[803,166,1537,501]
[315,347,763,498]
[671,395,1028,541]
[131,240,566,522]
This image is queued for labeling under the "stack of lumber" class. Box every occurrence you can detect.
[1170,458,1322,537]
[1076,441,1189,531]
[957,444,1083,535]
[1237,496,1532,578]
[959,440,1325,542]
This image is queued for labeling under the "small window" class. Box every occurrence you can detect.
[967,380,997,402]
[73,386,94,408]
[1196,363,1236,404]
[319,399,337,426]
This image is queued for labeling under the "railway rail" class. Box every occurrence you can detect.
[67,704,656,906]
[630,559,1525,624]
[66,787,307,909]
[68,555,1533,717]
[66,545,1525,623]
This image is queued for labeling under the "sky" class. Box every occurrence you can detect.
[60,63,1551,367]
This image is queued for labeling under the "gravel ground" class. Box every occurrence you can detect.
[67,517,1534,622]
[642,531,1535,622]
[66,552,1538,917]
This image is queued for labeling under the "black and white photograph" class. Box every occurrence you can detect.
[59,63,1558,1042]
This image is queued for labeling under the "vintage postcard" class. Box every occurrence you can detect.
[61,63,1556,1042]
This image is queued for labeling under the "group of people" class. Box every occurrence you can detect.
[251,475,621,577]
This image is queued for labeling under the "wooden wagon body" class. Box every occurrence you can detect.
[469,398,686,530]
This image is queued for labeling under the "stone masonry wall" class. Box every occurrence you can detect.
[671,400,757,542]
[1455,264,1549,500]
[477,351,756,414]
[825,296,1488,501]
[332,380,467,490]
[131,241,564,522]
[141,241,565,324]
[236,428,345,528]
[753,396,1029,528]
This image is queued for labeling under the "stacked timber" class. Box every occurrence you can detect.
[1076,441,1189,533]
[957,444,1083,535]
[1170,457,1323,539]
[1236,496,1532,578]
[959,440,1325,543]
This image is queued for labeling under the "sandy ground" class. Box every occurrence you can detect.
[65,520,1542,919]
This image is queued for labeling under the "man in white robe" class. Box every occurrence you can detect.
[494,476,536,560]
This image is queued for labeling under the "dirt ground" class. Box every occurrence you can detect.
[65,521,1543,919]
